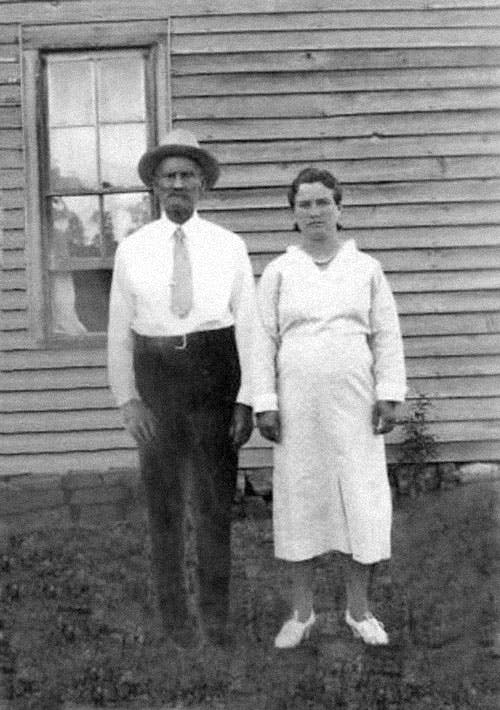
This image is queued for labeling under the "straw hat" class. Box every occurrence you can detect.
[138,129,220,189]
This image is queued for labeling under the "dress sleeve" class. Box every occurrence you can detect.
[107,245,140,406]
[253,262,282,412]
[369,263,407,402]
[230,240,258,407]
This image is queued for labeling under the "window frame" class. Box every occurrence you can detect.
[22,21,170,347]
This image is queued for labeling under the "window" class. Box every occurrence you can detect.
[22,22,169,344]
[44,50,152,336]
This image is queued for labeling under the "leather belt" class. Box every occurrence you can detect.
[133,327,234,353]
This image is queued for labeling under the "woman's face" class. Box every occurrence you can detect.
[293,181,341,240]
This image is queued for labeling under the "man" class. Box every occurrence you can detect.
[107,129,256,648]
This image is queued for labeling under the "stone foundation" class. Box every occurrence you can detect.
[0,462,498,532]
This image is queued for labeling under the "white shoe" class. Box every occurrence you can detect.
[274,609,316,649]
[345,609,388,645]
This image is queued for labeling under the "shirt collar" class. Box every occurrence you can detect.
[160,211,201,239]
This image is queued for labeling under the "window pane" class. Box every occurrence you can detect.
[45,48,151,339]
[98,54,145,122]
[73,270,112,332]
[50,127,98,191]
[100,123,147,188]
[50,270,112,334]
[50,196,101,259]
[47,59,94,126]
[102,192,152,255]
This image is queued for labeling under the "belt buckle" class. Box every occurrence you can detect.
[175,333,187,350]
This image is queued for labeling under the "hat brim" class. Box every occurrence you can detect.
[138,144,220,189]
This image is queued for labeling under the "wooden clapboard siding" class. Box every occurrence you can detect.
[1,1,498,23]
[204,181,500,209]
[6,199,500,235]
[3,395,500,423]
[2,291,27,309]
[174,68,500,95]
[0,107,21,126]
[9,400,500,433]
[201,205,500,231]
[2,418,500,453]
[4,437,500,477]
[1,0,499,478]
[3,349,500,376]
[173,90,500,119]
[204,134,500,160]
[163,0,500,469]
[0,451,141,476]
[182,110,500,139]
[244,231,500,255]
[175,49,500,77]
[1,185,23,206]
[212,157,500,188]
[172,30,500,53]
[2,388,116,412]
[173,9,500,32]
[3,309,500,339]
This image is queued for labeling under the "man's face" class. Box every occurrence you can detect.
[153,156,205,224]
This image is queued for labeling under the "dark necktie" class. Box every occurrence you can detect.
[169,227,193,318]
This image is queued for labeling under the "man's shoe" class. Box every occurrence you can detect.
[345,609,388,645]
[274,610,316,649]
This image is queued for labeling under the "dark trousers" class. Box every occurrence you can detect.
[133,328,240,641]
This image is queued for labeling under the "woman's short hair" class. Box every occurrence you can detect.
[288,167,342,208]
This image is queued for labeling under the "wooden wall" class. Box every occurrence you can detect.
[1,1,500,476]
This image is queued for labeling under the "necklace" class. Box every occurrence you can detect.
[313,254,336,265]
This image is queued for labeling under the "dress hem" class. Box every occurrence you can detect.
[275,546,391,565]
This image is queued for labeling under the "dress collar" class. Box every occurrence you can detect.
[287,238,356,263]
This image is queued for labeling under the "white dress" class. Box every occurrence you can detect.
[253,240,406,564]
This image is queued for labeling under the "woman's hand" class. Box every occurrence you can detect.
[256,410,281,443]
[372,400,398,435]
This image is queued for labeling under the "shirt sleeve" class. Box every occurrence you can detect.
[230,240,258,407]
[107,245,140,406]
[252,262,282,413]
[369,263,407,402]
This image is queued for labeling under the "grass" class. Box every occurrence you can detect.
[0,481,498,710]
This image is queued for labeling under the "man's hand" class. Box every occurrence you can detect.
[256,410,281,443]
[120,398,157,446]
[229,403,254,449]
[372,400,398,435]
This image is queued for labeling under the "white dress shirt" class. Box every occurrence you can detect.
[107,212,256,407]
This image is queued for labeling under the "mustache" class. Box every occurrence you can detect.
[165,190,191,198]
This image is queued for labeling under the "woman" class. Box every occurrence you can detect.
[253,168,406,648]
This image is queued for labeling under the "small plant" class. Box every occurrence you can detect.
[395,392,438,495]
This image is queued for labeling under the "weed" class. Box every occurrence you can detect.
[395,392,438,495]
